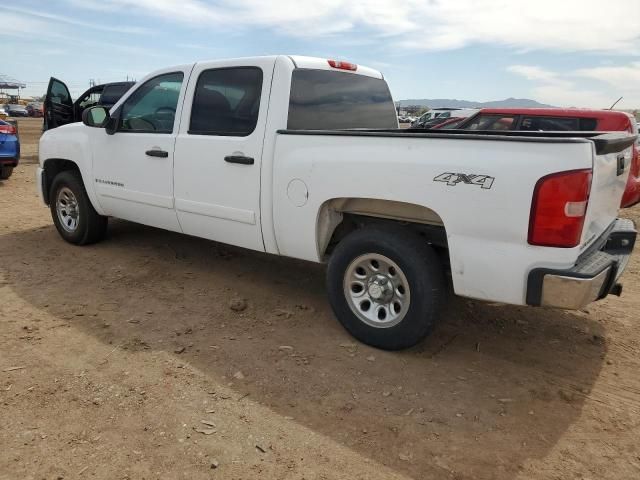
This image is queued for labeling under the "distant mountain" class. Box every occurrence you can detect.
[396,97,555,108]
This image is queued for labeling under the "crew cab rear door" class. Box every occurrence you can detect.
[173,58,276,252]
[44,77,73,131]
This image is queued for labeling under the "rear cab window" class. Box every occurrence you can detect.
[287,69,397,130]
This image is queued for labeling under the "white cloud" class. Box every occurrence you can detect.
[0,5,150,35]
[0,12,58,39]
[64,0,640,53]
[507,63,640,108]
[576,63,640,92]
[529,84,614,109]
[506,65,570,87]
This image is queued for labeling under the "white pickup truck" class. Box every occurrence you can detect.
[38,55,637,350]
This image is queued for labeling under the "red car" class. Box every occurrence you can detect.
[457,108,640,208]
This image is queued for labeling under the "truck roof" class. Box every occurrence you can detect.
[189,55,384,80]
[287,56,383,79]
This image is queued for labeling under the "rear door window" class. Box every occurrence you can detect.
[287,69,397,130]
[189,67,263,136]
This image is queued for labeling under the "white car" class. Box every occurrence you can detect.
[37,55,637,350]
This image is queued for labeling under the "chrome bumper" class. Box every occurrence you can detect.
[527,218,636,309]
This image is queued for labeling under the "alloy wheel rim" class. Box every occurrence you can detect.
[56,187,80,233]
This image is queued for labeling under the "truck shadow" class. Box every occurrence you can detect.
[1,220,607,479]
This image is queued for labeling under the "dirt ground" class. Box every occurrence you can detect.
[1,118,640,480]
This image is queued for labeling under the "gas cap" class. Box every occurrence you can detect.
[287,179,309,207]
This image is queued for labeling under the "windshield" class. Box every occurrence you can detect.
[288,69,397,130]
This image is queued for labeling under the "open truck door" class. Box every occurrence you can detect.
[44,77,73,131]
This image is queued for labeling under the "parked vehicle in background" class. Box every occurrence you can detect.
[0,119,19,180]
[0,106,8,120]
[411,108,478,128]
[457,108,640,208]
[26,102,43,117]
[38,55,636,350]
[43,78,135,130]
[4,104,29,117]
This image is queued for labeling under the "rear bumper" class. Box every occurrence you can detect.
[0,157,18,167]
[527,218,636,309]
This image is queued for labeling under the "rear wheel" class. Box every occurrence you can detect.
[327,226,445,350]
[0,166,13,180]
[49,171,107,245]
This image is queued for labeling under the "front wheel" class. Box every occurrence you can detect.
[327,226,445,350]
[49,171,107,245]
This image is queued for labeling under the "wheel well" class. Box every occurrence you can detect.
[42,159,81,205]
[318,198,450,268]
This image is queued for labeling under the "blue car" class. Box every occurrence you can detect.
[0,119,19,180]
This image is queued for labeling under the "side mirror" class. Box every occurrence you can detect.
[82,106,110,128]
[104,108,120,135]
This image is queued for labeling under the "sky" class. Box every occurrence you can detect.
[2,0,640,108]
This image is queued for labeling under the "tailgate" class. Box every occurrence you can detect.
[582,133,637,250]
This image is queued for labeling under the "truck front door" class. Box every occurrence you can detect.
[91,69,187,232]
[173,59,274,251]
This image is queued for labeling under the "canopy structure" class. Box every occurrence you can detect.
[0,74,26,89]
[0,74,27,101]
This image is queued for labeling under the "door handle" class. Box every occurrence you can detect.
[225,155,254,165]
[146,149,168,158]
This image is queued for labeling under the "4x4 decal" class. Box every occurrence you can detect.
[433,172,495,190]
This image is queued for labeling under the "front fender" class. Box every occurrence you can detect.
[39,124,105,215]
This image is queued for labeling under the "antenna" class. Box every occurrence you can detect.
[608,96,623,110]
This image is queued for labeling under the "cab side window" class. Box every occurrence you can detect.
[120,72,184,134]
[78,88,102,110]
[189,67,263,136]
[520,116,597,131]
[466,115,517,131]
[520,116,578,131]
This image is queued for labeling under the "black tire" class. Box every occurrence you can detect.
[327,225,445,350]
[49,170,107,245]
[0,166,13,180]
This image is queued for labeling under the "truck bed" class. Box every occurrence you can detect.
[272,127,636,305]
[277,129,637,155]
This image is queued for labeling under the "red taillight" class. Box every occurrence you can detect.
[327,59,357,71]
[528,169,592,248]
[0,124,16,135]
